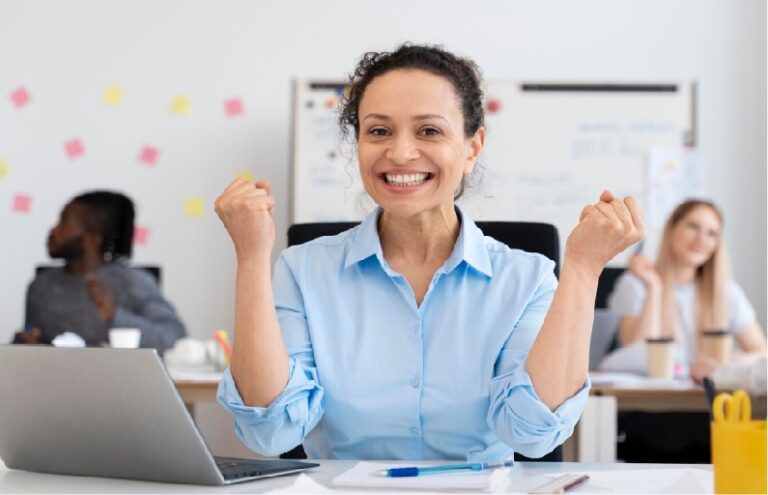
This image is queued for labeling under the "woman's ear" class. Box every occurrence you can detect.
[464,127,485,175]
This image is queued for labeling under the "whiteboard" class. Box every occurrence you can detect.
[291,80,694,264]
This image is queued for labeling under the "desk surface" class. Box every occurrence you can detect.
[0,459,712,493]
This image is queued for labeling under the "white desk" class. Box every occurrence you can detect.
[0,459,713,493]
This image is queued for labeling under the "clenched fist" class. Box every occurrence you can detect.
[215,179,276,260]
[565,190,644,277]
[628,253,661,289]
[86,273,116,321]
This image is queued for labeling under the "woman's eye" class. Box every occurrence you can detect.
[420,127,441,136]
[368,127,389,137]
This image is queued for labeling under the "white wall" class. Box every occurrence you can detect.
[1,0,765,346]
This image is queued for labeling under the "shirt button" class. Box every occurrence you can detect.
[410,377,420,388]
[410,427,419,435]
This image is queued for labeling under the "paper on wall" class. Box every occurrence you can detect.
[645,148,704,228]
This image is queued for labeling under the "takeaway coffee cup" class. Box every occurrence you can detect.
[646,337,675,379]
[109,328,141,348]
[701,330,733,366]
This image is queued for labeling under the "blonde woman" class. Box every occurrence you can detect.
[609,199,766,373]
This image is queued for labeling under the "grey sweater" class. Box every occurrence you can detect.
[24,262,186,354]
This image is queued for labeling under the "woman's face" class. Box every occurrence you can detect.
[356,69,483,219]
[670,205,722,268]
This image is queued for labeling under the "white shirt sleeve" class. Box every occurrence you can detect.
[607,272,646,317]
[727,280,757,334]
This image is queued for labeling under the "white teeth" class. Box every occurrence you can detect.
[385,172,430,186]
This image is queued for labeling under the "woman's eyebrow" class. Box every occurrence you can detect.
[412,114,449,123]
[362,113,449,123]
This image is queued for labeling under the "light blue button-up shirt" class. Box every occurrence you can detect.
[218,207,590,460]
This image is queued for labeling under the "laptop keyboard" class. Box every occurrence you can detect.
[214,457,315,481]
[216,459,267,480]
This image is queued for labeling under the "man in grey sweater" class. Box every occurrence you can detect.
[13,191,186,354]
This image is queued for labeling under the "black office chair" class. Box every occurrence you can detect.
[35,264,162,286]
[595,267,624,309]
[282,221,563,462]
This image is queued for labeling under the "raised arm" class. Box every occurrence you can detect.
[526,190,643,410]
[215,178,289,407]
[617,255,663,345]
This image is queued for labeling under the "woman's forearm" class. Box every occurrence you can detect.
[620,284,662,345]
[526,256,598,410]
[230,254,290,407]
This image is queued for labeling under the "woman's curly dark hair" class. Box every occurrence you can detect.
[338,44,485,141]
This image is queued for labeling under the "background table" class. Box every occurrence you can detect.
[171,371,713,463]
[569,373,708,462]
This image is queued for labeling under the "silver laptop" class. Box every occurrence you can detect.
[0,346,318,485]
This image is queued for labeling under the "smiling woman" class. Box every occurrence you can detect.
[214,44,644,461]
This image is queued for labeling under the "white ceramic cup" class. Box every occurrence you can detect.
[109,328,142,348]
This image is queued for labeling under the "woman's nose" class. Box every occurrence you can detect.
[385,135,420,164]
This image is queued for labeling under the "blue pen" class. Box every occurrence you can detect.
[380,460,514,477]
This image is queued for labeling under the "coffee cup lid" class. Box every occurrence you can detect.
[646,337,674,343]
[701,329,729,336]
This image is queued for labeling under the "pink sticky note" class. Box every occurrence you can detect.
[133,225,149,245]
[64,138,85,159]
[138,145,159,166]
[10,86,31,108]
[12,193,32,213]
[224,98,244,117]
[486,98,502,114]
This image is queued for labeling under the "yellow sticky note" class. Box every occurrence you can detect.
[0,159,7,179]
[184,197,205,218]
[170,95,191,115]
[235,170,254,181]
[103,85,124,106]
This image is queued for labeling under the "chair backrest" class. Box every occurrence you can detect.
[287,221,560,277]
[35,264,162,286]
[589,309,621,370]
[287,220,562,462]
[595,267,624,309]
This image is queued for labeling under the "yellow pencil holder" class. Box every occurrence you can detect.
[711,417,767,494]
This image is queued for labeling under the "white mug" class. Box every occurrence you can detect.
[109,328,142,348]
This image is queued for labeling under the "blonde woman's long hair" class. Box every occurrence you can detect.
[655,200,729,344]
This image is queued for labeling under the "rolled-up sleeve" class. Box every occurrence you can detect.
[216,251,325,456]
[217,359,324,456]
[487,267,590,459]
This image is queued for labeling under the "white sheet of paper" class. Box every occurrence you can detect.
[554,468,713,494]
[645,147,704,228]
[266,473,333,493]
[332,462,511,492]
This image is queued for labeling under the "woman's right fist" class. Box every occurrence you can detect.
[215,179,276,259]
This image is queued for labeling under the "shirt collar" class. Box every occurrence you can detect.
[344,205,493,278]
[344,208,384,269]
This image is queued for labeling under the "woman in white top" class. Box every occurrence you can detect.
[609,199,766,373]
